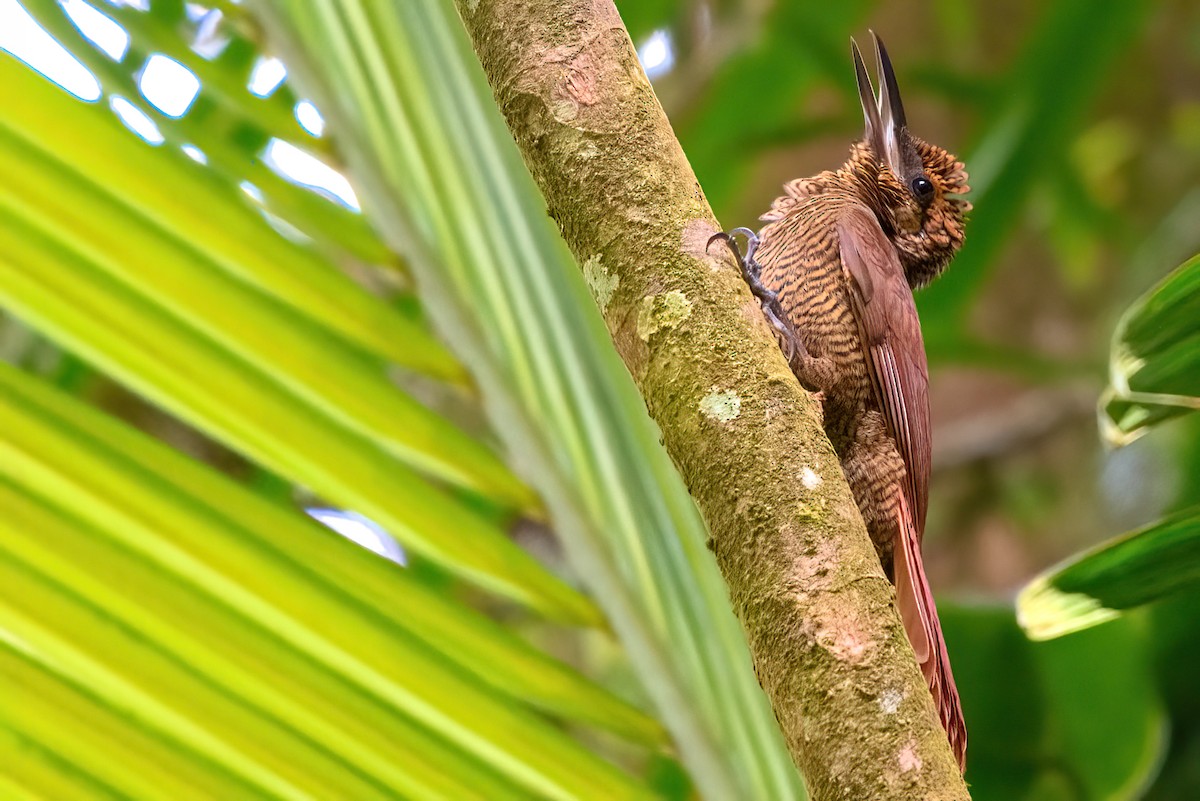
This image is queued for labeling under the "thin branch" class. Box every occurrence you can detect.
[453,1,971,798]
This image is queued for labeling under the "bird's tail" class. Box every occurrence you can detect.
[893,491,968,771]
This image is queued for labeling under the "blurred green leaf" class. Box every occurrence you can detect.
[614,0,678,45]
[25,0,391,264]
[918,0,1151,341]
[1102,253,1200,445]
[0,52,599,624]
[0,362,660,800]
[1018,504,1200,640]
[0,723,122,801]
[0,53,436,376]
[942,604,1166,801]
[677,0,872,215]
[103,0,310,147]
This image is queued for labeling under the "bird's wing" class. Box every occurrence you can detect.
[836,204,932,535]
[837,205,966,770]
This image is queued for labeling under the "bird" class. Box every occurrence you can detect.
[709,32,971,770]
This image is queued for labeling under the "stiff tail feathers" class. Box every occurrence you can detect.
[894,491,968,772]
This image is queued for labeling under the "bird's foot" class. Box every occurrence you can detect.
[707,227,803,365]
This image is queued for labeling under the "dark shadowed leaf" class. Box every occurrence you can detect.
[942,604,1165,801]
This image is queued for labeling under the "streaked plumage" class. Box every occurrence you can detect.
[714,34,971,769]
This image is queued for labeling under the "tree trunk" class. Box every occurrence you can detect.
[453,2,971,798]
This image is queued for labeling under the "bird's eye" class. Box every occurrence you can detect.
[911,175,935,203]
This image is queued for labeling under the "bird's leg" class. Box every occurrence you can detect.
[708,229,833,414]
[708,227,805,368]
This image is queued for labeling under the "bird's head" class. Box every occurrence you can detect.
[850,33,970,288]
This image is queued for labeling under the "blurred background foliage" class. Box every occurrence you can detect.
[1,0,1199,799]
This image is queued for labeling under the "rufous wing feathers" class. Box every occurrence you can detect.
[839,205,967,771]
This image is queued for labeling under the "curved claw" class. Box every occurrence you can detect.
[706,231,738,262]
[706,230,733,252]
[707,227,760,269]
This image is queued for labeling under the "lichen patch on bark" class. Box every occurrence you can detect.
[583,255,618,313]
[800,466,823,489]
[577,139,599,160]
[699,389,742,422]
[637,290,692,341]
[879,688,905,714]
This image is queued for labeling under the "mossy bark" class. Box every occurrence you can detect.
[454,1,971,798]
